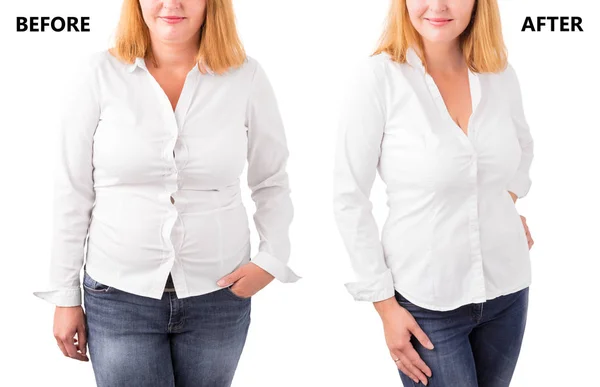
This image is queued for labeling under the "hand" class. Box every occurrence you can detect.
[507,191,534,250]
[520,215,534,249]
[54,306,89,362]
[216,262,274,298]
[375,298,434,385]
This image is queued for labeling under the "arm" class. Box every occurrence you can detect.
[506,64,534,200]
[333,59,394,302]
[33,57,100,307]
[244,60,300,283]
[333,60,435,383]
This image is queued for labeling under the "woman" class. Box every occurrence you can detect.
[333,0,534,386]
[33,0,300,385]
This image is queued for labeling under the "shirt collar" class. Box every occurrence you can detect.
[126,57,213,75]
[405,45,478,77]
[406,46,481,114]
[126,57,147,73]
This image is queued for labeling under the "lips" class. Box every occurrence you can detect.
[159,16,185,24]
[425,18,452,27]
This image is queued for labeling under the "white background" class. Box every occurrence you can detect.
[2,0,599,386]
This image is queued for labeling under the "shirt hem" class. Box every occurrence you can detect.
[85,266,231,301]
[393,281,531,312]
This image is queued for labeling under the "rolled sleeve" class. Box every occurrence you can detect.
[251,251,300,283]
[33,287,82,307]
[344,268,395,302]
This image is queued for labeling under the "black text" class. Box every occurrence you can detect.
[521,16,583,32]
[16,16,90,32]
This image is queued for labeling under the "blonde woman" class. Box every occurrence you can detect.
[334,0,534,386]
[33,1,299,385]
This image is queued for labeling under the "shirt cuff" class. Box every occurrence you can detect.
[251,251,301,283]
[506,172,532,199]
[344,268,395,302]
[33,287,82,307]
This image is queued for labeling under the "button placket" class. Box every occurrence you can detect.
[466,71,485,298]
[468,151,486,299]
[142,62,199,296]
[170,69,199,215]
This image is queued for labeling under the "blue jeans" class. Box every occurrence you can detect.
[83,270,251,387]
[396,288,529,387]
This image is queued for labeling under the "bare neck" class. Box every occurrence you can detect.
[421,40,466,75]
[147,36,200,72]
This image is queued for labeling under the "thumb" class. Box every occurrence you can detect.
[217,268,244,287]
[409,322,434,350]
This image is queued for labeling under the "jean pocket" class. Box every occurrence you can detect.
[82,271,112,293]
[223,286,251,301]
[395,291,414,306]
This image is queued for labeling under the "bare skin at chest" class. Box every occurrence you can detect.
[430,67,472,136]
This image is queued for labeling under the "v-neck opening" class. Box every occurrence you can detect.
[450,73,472,138]
[423,67,481,145]
[142,61,200,129]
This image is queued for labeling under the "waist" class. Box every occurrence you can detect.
[94,184,243,214]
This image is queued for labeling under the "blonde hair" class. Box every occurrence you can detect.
[374,0,507,73]
[110,0,246,74]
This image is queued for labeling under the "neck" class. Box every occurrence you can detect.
[421,40,465,74]
[147,35,200,71]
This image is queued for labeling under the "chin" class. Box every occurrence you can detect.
[158,30,186,41]
[421,31,460,44]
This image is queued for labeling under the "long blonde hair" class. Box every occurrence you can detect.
[374,0,507,73]
[111,0,246,74]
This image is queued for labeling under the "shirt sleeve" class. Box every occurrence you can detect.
[505,64,534,199]
[32,55,100,307]
[245,60,300,283]
[333,58,395,302]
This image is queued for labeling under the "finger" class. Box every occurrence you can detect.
[60,335,87,361]
[525,229,532,242]
[408,321,434,350]
[78,324,88,357]
[72,337,88,360]
[233,277,256,298]
[55,338,69,357]
[229,283,248,298]
[395,358,420,384]
[398,351,429,385]
[217,268,245,287]
[405,346,432,377]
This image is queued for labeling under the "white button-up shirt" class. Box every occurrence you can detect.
[333,48,534,311]
[33,50,300,307]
